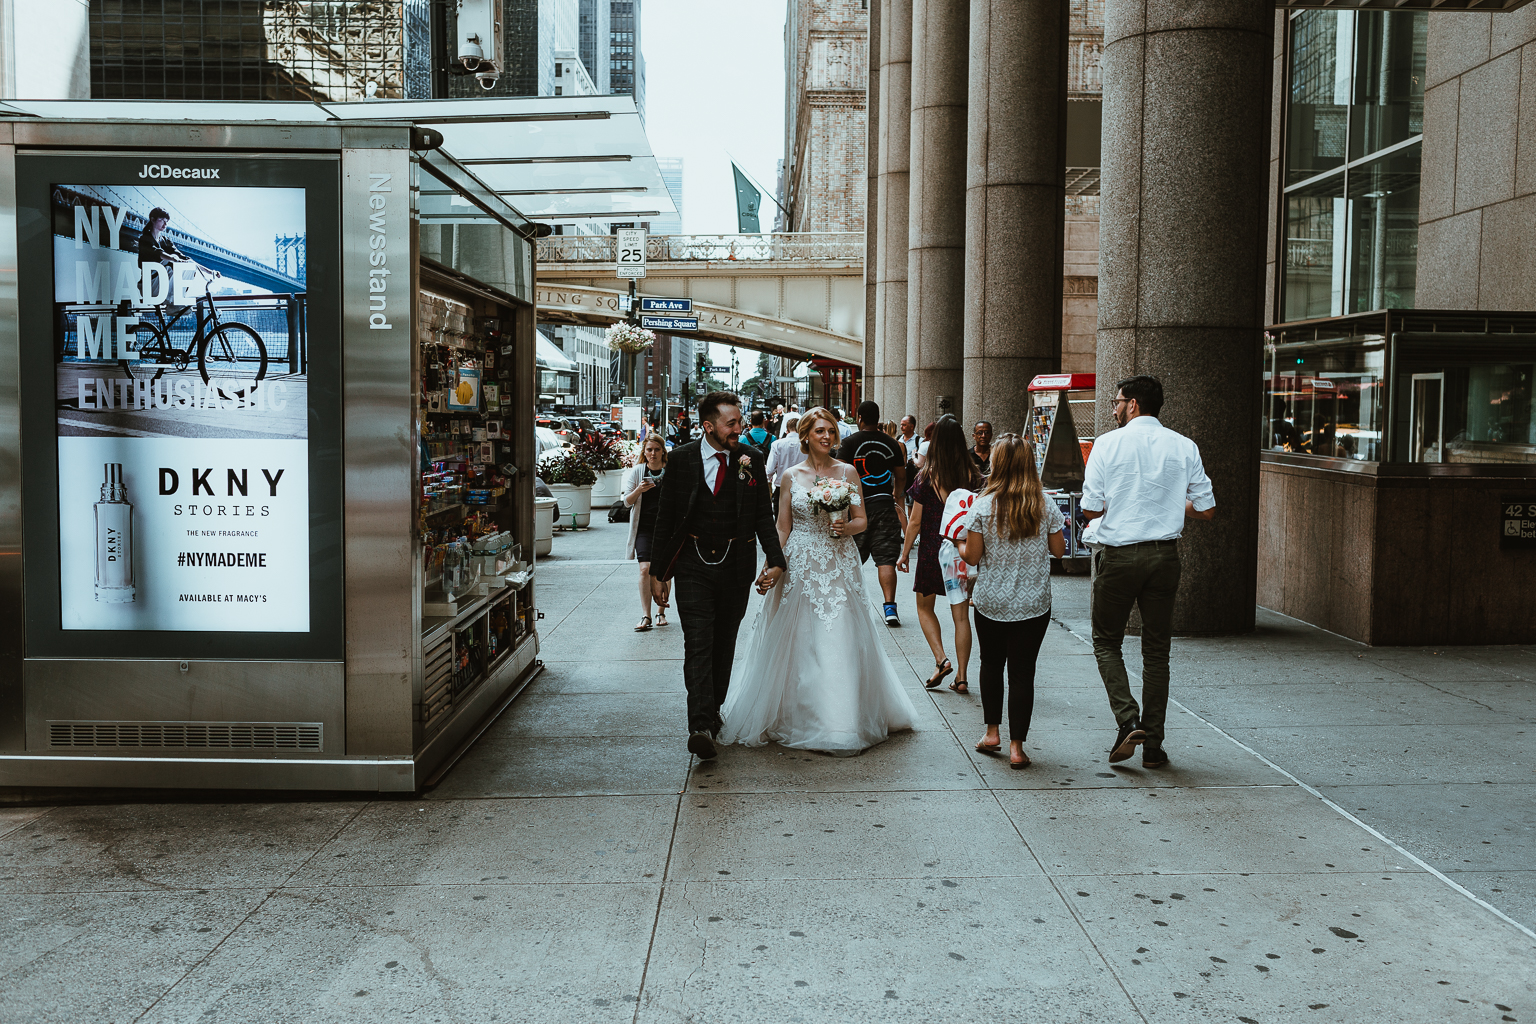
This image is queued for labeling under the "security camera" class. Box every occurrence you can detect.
[457,0,501,76]
[477,71,500,90]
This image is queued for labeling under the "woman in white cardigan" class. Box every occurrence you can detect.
[623,434,670,631]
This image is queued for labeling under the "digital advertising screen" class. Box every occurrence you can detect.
[19,154,343,659]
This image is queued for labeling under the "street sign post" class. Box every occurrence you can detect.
[640,297,692,313]
[641,315,698,331]
[616,228,647,279]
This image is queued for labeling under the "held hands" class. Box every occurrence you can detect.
[755,566,784,595]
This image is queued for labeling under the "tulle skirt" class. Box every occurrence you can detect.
[719,562,919,756]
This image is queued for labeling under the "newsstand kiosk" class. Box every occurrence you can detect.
[0,110,542,791]
[1027,373,1096,573]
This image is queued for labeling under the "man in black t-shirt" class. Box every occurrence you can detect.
[836,399,908,627]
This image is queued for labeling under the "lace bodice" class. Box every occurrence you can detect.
[782,476,864,629]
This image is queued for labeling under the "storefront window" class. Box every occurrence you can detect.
[1265,335,1385,461]
[1265,315,1536,465]
[1390,335,1536,464]
[1281,10,1426,320]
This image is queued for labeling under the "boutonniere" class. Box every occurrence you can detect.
[737,454,753,481]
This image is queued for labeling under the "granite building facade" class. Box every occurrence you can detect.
[863,0,1536,643]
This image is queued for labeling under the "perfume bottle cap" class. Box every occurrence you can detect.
[101,463,128,502]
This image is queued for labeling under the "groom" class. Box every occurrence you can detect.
[650,391,787,760]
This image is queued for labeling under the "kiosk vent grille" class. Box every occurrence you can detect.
[47,721,323,751]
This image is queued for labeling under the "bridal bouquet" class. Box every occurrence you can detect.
[809,475,856,538]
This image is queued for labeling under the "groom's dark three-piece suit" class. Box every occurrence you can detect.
[650,438,788,737]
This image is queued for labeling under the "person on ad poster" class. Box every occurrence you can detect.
[52,182,312,632]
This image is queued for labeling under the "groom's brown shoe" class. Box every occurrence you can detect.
[687,731,718,760]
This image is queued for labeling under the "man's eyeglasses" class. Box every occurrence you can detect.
[1110,398,1130,407]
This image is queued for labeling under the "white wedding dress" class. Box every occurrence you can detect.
[718,477,918,756]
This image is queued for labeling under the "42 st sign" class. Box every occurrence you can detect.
[1500,497,1536,549]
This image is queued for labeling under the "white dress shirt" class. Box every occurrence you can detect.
[765,435,807,487]
[1080,416,1215,547]
[700,432,731,492]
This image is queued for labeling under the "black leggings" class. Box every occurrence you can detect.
[973,610,1050,739]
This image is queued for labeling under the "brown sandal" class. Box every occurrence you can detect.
[635,616,652,632]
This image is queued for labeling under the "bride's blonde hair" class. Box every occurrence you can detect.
[797,406,841,453]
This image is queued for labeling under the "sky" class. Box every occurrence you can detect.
[642,0,787,236]
[642,1,791,371]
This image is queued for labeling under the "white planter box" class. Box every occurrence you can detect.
[589,467,625,508]
[547,483,592,528]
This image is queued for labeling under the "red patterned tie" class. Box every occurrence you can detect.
[713,452,728,496]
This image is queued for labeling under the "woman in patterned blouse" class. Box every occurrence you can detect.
[961,434,1066,768]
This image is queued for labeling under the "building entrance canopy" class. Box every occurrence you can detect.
[0,96,675,224]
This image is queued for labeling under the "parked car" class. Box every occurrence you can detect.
[534,426,567,453]
[537,416,578,444]
[594,421,623,440]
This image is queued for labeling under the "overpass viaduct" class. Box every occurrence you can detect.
[534,233,866,366]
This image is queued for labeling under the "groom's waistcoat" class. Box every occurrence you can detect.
[684,467,741,549]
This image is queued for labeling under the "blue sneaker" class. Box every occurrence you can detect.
[883,602,900,627]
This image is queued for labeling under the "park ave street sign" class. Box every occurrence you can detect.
[640,297,692,313]
[641,315,698,331]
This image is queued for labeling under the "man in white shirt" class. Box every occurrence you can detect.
[897,415,920,459]
[1080,375,1216,769]
[778,405,801,438]
[765,414,806,511]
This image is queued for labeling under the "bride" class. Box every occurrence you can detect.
[718,407,918,755]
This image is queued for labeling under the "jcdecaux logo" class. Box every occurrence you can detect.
[138,164,221,180]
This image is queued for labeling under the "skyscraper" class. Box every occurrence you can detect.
[609,0,644,124]
[651,157,683,235]
[578,0,611,95]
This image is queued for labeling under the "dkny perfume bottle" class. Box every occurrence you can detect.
[94,463,135,603]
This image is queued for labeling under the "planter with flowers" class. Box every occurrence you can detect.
[538,448,597,528]
[606,321,656,354]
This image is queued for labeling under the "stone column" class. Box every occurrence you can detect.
[906,0,969,426]
[873,0,912,417]
[863,0,881,406]
[963,0,1067,435]
[1097,0,1272,635]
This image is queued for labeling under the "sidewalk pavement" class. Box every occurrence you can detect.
[2,517,1532,1023]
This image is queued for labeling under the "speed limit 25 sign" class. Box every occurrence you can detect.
[616,228,647,279]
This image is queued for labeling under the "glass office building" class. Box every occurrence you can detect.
[611,0,644,124]
[1282,10,1427,323]
[89,0,431,101]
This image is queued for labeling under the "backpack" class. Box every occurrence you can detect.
[607,501,630,524]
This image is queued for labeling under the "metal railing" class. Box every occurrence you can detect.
[538,232,865,265]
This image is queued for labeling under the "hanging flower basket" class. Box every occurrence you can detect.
[606,321,656,354]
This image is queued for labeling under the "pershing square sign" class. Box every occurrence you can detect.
[51,180,311,632]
